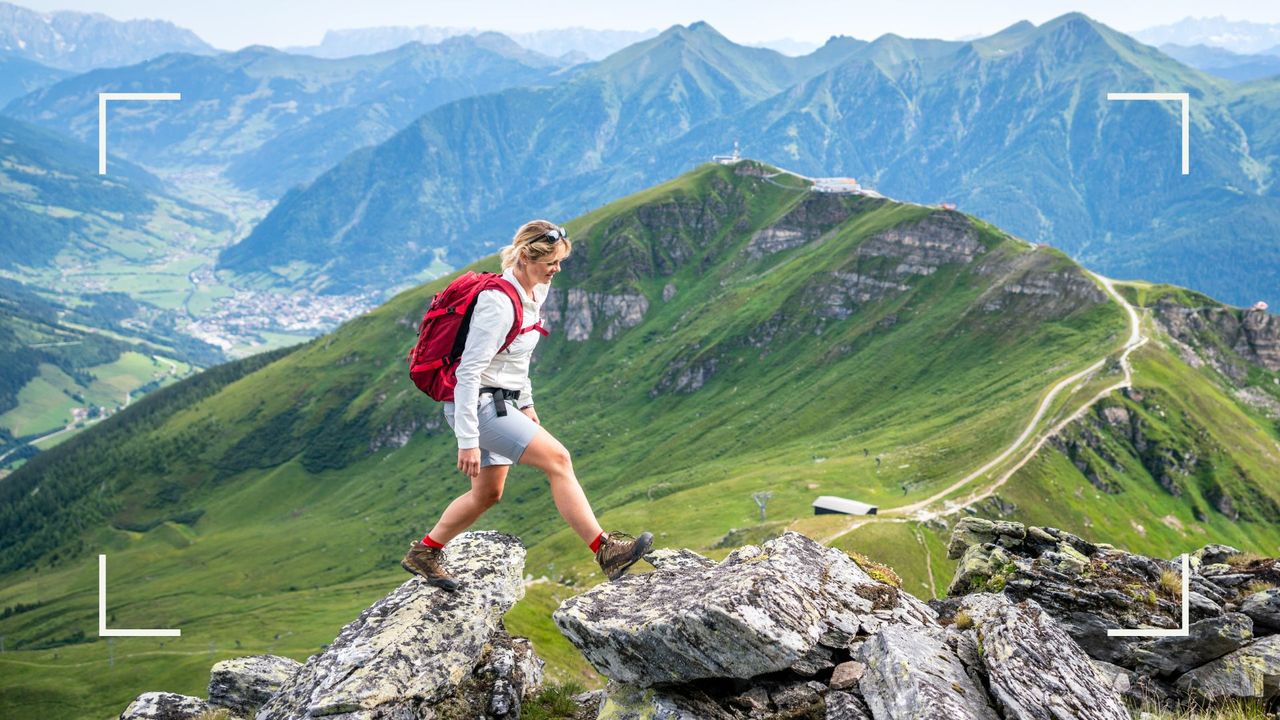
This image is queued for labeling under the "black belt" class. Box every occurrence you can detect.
[479,386,521,417]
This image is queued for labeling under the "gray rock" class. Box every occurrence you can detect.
[643,547,716,571]
[553,532,936,686]
[791,644,837,676]
[207,654,300,718]
[1192,544,1242,568]
[770,682,823,714]
[1241,588,1280,632]
[947,518,1027,559]
[1090,659,1132,693]
[824,690,872,720]
[858,625,999,720]
[1132,614,1254,677]
[975,599,1130,720]
[478,634,544,718]
[1189,590,1224,619]
[118,692,210,720]
[829,661,866,690]
[1176,634,1280,700]
[947,543,1014,596]
[597,682,734,720]
[257,531,527,719]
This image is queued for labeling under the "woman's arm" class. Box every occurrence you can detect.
[452,290,514,449]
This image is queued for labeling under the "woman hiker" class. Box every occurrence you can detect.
[402,220,654,591]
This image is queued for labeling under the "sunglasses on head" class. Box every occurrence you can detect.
[543,226,568,243]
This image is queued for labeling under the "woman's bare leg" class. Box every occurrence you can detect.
[519,428,604,543]
[427,464,510,544]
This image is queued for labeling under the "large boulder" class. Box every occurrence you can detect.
[965,597,1129,720]
[857,625,999,720]
[207,654,300,718]
[1131,614,1254,677]
[257,531,532,720]
[1175,635,1280,701]
[118,692,209,720]
[553,532,936,686]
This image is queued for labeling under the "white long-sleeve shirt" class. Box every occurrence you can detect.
[451,268,546,449]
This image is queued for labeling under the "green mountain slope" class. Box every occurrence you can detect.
[0,115,229,271]
[1,162,1277,719]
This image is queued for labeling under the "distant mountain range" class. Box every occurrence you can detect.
[1159,43,1280,82]
[3,33,575,198]
[217,15,1280,309]
[1133,16,1280,56]
[0,0,214,71]
[288,25,661,62]
[216,23,870,292]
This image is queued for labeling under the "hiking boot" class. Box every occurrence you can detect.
[401,541,460,591]
[595,531,654,581]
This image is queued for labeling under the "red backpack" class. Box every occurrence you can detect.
[406,272,542,401]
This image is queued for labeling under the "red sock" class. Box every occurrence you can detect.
[589,532,605,553]
[422,534,444,549]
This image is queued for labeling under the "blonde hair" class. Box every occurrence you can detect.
[501,219,572,271]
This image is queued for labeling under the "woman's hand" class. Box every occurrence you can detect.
[457,448,481,478]
[521,406,540,424]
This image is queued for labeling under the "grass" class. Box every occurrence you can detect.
[1130,699,1275,719]
[522,682,588,720]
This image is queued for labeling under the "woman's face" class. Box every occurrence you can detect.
[525,245,568,285]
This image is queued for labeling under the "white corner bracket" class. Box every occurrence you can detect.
[97,92,181,175]
[99,554,181,637]
[1107,553,1190,638]
[1105,92,1190,175]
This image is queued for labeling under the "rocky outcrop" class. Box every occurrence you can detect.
[555,532,1119,720]
[974,250,1106,319]
[943,517,1280,708]
[745,193,858,259]
[553,533,936,686]
[117,526,1277,720]
[1155,301,1280,374]
[855,212,981,275]
[543,287,649,341]
[119,532,541,720]
[259,532,532,719]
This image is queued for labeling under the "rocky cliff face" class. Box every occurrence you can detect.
[117,526,1280,719]
[1156,302,1280,375]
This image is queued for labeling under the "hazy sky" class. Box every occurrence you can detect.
[17,0,1280,50]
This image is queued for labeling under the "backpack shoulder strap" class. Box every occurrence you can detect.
[483,274,524,353]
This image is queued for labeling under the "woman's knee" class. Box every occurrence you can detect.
[522,431,573,475]
[474,485,504,507]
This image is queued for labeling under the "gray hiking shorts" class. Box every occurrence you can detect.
[443,394,539,468]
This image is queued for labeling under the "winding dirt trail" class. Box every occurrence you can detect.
[818,273,1146,543]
